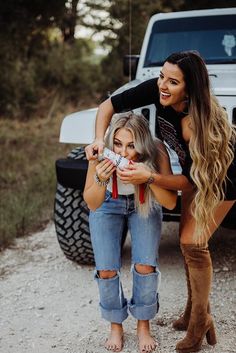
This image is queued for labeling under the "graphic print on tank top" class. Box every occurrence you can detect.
[158,116,186,167]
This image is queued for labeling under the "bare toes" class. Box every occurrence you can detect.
[105,341,122,352]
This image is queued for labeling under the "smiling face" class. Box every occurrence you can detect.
[113,128,138,161]
[157,61,188,112]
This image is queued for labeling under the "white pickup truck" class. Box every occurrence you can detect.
[55,8,236,264]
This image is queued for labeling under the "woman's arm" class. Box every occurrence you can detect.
[85,98,114,160]
[116,141,178,210]
[148,141,177,210]
[83,159,115,211]
[117,141,194,209]
[151,172,191,191]
[124,162,177,210]
[120,163,192,191]
[152,141,192,192]
[117,140,192,192]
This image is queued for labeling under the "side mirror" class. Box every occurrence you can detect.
[123,55,140,79]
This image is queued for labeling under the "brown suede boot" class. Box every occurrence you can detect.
[173,245,211,331]
[176,244,217,353]
[172,260,192,331]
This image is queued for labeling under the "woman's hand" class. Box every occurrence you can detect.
[85,139,105,160]
[96,159,116,182]
[117,162,152,185]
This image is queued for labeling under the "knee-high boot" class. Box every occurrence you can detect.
[172,259,192,330]
[176,244,217,353]
[173,246,211,331]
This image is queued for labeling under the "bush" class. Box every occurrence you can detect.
[0,116,74,248]
[0,38,102,119]
[40,39,101,102]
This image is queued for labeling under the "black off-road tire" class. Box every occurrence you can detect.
[55,183,95,265]
[54,147,94,265]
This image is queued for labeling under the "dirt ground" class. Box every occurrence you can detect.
[0,222,235,353]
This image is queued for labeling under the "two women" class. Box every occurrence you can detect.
[85,51,236,352]
[84,112,177,352]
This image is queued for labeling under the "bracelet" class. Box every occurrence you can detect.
[94,173,110,187]
[146,171,155,185]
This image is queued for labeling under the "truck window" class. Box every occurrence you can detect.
[144,15,236,66]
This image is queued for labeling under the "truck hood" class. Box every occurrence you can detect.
[208,65,236,96]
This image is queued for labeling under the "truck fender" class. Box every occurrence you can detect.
[59,108,97,144]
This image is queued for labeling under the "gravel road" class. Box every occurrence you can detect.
[0,222,235,353]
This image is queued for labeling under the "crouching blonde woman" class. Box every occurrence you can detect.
[83,112,177,353]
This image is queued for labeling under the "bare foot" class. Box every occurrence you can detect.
[137,320,157,353]
[105,323,123,352]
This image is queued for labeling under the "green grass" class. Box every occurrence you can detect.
[0,114,77,248]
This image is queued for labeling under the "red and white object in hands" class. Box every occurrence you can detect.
[99,148,145,203]
[99,147,130,169]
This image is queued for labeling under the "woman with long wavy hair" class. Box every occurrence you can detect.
[85,51,236,352]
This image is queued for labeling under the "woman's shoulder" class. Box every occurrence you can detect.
[130,78,159,96]
[111,78,159,112]
[142,78,160,96]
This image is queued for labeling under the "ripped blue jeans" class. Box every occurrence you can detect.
[89,191,162,323]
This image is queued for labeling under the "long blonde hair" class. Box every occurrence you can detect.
[166,51,236,241]
[105,112,161,217]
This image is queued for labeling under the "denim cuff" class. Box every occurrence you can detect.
[128,298,159,320]
[99,301,128,324]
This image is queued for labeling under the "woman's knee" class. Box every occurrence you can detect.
[98,270,117,279]
[135,263,155,274]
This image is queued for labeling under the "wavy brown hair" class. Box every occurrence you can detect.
[166,51,236,241]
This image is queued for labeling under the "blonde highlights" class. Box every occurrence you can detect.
[189,96,235,242]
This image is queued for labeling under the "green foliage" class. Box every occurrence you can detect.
[0,0,66,56]
[40,39,101,100]
[0,38,101,118]
[0,117,73,247]
[0,0,235,118]
[0,1,102,119]
[0,57,40,118]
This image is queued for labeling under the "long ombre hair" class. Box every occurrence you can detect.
[166,51,236,241]
[105,112,161,216]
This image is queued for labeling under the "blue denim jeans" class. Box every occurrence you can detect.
[89,191,162,323]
